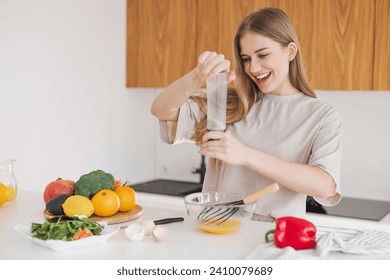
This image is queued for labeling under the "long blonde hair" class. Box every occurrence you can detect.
[192,7,315,144]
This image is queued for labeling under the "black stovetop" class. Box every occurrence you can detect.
[306,196,390,221]
[132,179,390,221]
[132,179,202,197]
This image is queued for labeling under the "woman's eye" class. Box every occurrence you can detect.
[241,57,250,63]
[258,53,269,59]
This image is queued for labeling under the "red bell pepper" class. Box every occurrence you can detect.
[265,216,316,250]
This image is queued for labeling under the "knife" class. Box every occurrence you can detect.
[207,72,228,132]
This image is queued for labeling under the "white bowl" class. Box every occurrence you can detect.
[14,221,119,252]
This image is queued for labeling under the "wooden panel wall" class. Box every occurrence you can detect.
[127,0,197,87]
[127,0,386,90]
[300,0,375,90]
[373,0,390,90]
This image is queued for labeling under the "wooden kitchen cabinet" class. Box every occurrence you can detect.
[194,0,263,62]
[126,0,197,87]
[373,0,390,90]
[127,0,389,90]
[286,0,375,90]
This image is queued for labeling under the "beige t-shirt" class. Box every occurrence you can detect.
[159,92,342,218]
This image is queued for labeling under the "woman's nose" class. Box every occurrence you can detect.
[250,59,261,73]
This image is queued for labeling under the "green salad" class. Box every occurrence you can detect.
[31,216,103,241]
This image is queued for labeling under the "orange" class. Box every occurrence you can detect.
[0,183,9,207]
[114,186,136,212]
[91,189,120,217]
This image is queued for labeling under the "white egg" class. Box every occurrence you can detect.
[124,223,145,242]
[152,226,169,242]
[140,219,155,235]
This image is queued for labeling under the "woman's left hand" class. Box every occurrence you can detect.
[199,130,250,165]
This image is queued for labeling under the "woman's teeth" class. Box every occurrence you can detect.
[256,72,271,81]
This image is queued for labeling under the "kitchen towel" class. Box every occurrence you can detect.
[244,243,317,260]
[245,227,390,260]
[316,228,390,257]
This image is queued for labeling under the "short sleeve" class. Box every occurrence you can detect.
[159,99,204,144]
[308,107,342,206]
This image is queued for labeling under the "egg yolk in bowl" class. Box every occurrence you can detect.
[199,219,241,234]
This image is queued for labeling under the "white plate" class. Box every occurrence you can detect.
[14,221,119,252]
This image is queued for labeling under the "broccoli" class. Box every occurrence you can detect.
[74,169,115,198]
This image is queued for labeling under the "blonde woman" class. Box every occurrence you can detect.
[151,7,342,219]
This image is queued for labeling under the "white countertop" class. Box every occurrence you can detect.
[1,190,390,260]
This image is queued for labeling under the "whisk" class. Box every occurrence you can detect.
[198,183,279,225]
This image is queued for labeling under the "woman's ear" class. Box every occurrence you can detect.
[287,42,297,61]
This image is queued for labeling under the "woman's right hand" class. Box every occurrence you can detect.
[196,51,235,86]
[150,51,234,121]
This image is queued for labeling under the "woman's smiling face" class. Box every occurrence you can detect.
[239,31,297,95]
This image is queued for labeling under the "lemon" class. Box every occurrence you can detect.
[62,195,94,218]
[0,183,9,207]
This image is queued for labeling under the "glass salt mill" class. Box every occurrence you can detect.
[0,159,17,201]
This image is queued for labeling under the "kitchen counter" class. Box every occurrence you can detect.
[1,189,390,260]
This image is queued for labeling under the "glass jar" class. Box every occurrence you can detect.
[0,159,17,201]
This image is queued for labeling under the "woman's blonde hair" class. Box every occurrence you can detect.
[192,7,315,144]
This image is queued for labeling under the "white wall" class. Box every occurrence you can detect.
[317,91,390,201]
[1,0,389,202]
[0,0,160,191]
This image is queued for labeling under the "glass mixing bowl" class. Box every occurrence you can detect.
[184,192,255,234]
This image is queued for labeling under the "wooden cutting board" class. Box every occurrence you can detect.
[43,204,143,225]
